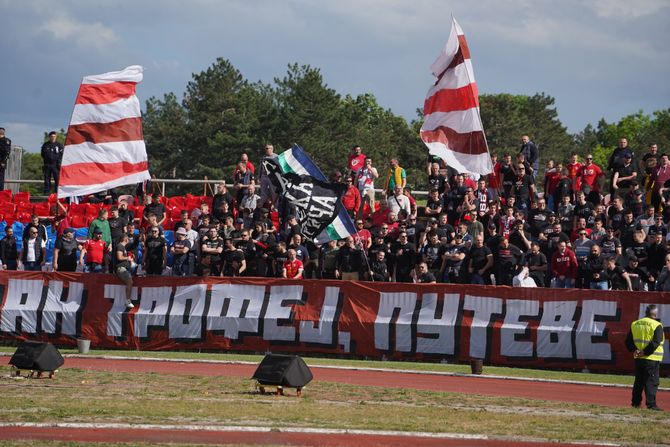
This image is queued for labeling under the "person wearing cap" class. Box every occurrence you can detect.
[625,304,664,411]
[53,228,79,272]
[171,227,192,276]
[0,226,18,271]
[40,131,64,194]
[80,229,107,273]
[0,127,11,190]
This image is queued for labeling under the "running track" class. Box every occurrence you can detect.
[2,356,666,446]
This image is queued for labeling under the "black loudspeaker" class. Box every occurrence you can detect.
[252,354,313,389]
[9,341,64,372]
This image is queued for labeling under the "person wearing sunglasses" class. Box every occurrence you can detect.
[20,228,46,271]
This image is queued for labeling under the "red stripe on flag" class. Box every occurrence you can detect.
[424,83,479,115]
[65,117,143,145]
[60,161,149,186]
[75,82,137,105]
[421,127,488,155]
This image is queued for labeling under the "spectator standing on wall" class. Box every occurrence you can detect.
[384,158,406,195]
[519,135,539,178]
[0,127,12,190]
[356,157,379,215]
[40,131,64,194]
[259,145,279,206]
[607,138,635,196]
[347,145,366,180]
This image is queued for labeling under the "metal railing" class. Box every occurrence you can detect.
[4,178,431,200]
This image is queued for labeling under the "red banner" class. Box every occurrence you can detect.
[1,272,668,374]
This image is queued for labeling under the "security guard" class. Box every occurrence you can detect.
[41,131,64,194]
[0,127,11,190]
[626,304,665,411]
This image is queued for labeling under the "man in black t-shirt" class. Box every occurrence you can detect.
[53,228,79,272]
[468,234,493,285]
[143,226,166,275]
[524,242,547,287]
[391,232,416,283]
[528,198,551,238]
[222,238,246,277]
[200,227,223,276]
[143,194,166,227]
[495,238,524,286]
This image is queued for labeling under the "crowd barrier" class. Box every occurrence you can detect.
[0,271,668,375]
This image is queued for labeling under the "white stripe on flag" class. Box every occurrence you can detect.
[429,21,461,77]
[61,140,147,167]
[70,95,141,125]
[422,108,483,133]
[282,150,309,175]
[425,60,475,98]
[82,65,144,85]
[424,141,492,176]
[58,170,150,198]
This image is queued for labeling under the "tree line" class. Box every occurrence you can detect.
[21,57,670,194]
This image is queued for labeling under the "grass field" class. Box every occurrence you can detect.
[1,346,666,388]
[1,349,669,446]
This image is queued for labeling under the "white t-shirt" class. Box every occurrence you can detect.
[26,237,46,262]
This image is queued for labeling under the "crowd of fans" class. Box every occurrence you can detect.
[2,138,670,304]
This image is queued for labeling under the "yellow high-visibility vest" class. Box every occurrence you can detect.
[631,317,665,362]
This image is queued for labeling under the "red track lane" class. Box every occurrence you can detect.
[0,426,606,447]
[61,357,669,409]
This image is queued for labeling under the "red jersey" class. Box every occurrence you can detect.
[83,239,107,264]
[551,249,578,278]
[544,169,561,194]
[354,229,372,248]
[577,163,603,191]
[341,185,361,212]
[567,162,582,191]
[489,162,501,189]
[283,259,303,279]
[347,154,366,173]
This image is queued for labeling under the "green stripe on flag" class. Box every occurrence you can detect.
[325,223,340,241]
[277,154,294,173]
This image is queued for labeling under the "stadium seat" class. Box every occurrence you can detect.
[167,196,187,208]
[16,203,34,215]
[0,190,12,203]
[15,212,32,223]
[70,214,90,229]
[0,202,16,216]
[34,202,51,216]
[12,191,30,204]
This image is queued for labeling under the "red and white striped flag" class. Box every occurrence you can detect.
[420,18,492,176]
[58,65,150,198]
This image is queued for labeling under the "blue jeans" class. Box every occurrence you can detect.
[590,281,608,290]
[471,273,487,285]
[552,277,574,288]
[24,261,41,271]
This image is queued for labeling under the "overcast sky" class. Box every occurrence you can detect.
[2,0,668,152]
